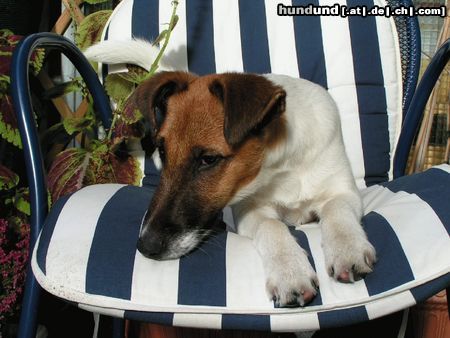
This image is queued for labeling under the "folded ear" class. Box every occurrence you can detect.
[209,73,286,147]
[123,71,197,149]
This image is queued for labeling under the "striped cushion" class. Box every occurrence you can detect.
[101,0,402,189]
[31,165,450,331]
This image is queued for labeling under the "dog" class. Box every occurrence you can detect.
[85,40,376,307]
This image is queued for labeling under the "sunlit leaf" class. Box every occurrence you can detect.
[85,142,142,186]
[104,73,135,103]
[112,117,145,145]
[121,93,143,124]
[75,10,112,51]
[63,115,94,136]
[47,148,91,202]
[29,48,45,75]
[0,94,21,148]
[0,32,43,76]
[13,188,30,216]
[116,65,149,84]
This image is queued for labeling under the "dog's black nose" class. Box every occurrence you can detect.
[137,236,164,259]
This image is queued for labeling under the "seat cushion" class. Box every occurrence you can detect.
[32,165,450,331]
[101,0,403,189]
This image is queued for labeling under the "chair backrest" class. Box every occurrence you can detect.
[101,0,420,189]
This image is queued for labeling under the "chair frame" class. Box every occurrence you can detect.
[10,27,450,337]
[10,33,111,338]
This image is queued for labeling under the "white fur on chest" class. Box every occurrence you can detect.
[230,74,357,223]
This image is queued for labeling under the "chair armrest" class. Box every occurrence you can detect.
[10,32,112,250]
[394,38,450,179]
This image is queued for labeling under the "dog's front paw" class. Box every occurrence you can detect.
[324,232,376,283]
[264,251,319,307]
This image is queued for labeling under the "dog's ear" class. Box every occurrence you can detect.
[209,73,286,147]
[124,71,196,143]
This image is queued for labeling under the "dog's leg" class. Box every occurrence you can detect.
[319,193,376,283]
[235,206,318,307]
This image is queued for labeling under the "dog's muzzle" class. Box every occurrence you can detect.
[137,212,226,260]
[136,233,166,259]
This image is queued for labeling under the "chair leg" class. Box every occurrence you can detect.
[97,316,125,338]
[17,265,41,338]
[112,318,126,338]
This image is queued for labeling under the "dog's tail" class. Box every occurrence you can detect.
[84,39,175,71]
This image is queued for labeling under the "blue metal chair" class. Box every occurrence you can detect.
[11,33,112,338]
[10,0,450,337]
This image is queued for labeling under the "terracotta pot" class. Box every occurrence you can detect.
[411,290,449,338]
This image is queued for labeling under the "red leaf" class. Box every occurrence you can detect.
[47,148,91,202]
[0,46,13,76]
[85,145,142,186]
[0,34,43,76]
[0,95,17,128]
[113,118,145,144]
[121,95,143,124]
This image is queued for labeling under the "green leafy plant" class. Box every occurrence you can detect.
[0,0,178,322]
[0,30,45,149]
[0,29,34,324]
[46,0,179,202]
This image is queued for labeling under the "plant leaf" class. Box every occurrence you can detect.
[0,32,42,76]
[83,0,110,4]
[47,148,91,202]
[63,115,94,136]
[29,48,45,75]
[85,143,142,186]
[121,93,143,124]
[116,65,149,84]
[75,10,112,51]
[0,94,22,148]
[104,73,135,103]
[112,118,145,145]
[0,74,10,93]
[0,46,13,76]
[13,188,30,216]
[0,164,19,191]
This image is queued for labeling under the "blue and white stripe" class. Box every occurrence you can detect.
[32,0,447,332]
[32,165,450,331]
[100,0,402,190]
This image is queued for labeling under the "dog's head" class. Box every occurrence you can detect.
[131,72,286,259]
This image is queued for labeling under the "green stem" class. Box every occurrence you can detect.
[107,111,118,140]
[143,1,179,80]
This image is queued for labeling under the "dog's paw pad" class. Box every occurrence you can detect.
[334,267,369,283]
[325,235,377,284]
[328,250,376,284]
[337,270,352,283]
[272,288,317,308]
[267,276,319,308]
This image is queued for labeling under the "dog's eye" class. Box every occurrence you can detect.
[198,155,221,169]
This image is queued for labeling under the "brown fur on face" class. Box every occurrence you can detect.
[133,72,287,259]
